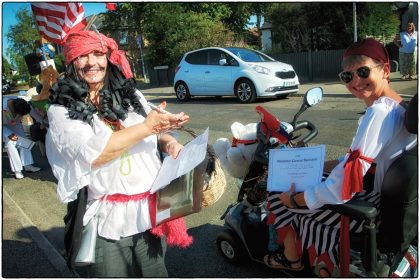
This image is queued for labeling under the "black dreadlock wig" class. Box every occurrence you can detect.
[49,61,146,125]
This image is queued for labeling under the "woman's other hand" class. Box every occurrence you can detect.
[165,140,184,159]
[279,183,296,208]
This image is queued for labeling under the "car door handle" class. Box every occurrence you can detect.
[184,70,189,73]
[205,71,211,74]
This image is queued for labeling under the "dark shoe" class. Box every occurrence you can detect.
[263,251,304,271]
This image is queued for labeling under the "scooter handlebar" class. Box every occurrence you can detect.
[293,120,318,146]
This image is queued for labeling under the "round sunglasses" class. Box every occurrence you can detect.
[338,64,382,83]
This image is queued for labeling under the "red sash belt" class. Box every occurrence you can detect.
[100,191,192,248]
[231,137,258,147]
[340,149,374,277]
[102,191,158,227]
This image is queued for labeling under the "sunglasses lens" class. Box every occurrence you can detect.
[339,72,353,83]
[357,66,371,78]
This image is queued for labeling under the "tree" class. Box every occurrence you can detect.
[143,3,232,67]
[267,3,399,53]
[183,3,251,40]
[101,3,147,78]
[2,56,13,79]
[247,3,272,49]
[359,3,399,40]
[54,53,66,74]
[101,3,271,68]
[6,7,40,82]
[267,3,310,53]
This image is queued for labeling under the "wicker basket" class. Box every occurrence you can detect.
[181,127,227,207]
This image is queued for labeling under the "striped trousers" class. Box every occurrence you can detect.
[267,191,380,271]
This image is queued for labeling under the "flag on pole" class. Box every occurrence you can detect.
[106,3,117,11]
[31,3,87,45]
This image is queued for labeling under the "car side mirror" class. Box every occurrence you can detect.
[219,59,227,66]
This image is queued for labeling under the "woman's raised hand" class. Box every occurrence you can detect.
[143,101,189,135]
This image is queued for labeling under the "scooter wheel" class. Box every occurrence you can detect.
[216,229,248,265]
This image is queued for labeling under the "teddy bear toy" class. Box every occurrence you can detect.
[213,122,259,179]
[31,65,59,102]
[213,106,293,179]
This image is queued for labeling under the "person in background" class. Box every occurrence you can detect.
[36,39,56,61]
[3,97,42,179]
[264,38,417,277]
[46,30,191,277]
[394,22,418,80]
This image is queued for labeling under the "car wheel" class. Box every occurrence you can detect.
[235,79,256,103]
[175,82,191,102]
[216,229,248,265]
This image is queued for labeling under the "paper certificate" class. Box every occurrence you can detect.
[267,145,325,192]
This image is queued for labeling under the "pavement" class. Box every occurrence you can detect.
[1,72,417,278]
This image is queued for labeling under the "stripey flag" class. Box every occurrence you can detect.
[31,2,87,45]
[105,3,117,11]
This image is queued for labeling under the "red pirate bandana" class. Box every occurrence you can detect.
[343,38,389,65]
[63,30,133,79]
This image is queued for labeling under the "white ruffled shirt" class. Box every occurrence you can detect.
[46,90,162,240]
[304,96,417,210]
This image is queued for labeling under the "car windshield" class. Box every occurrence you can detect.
[224,48,275,62]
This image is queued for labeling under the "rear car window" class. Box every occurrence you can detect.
[185,50,207,65]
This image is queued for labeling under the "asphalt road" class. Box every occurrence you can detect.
[2,73,417,277]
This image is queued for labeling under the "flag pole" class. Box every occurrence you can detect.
[31,9,49,68]
[84,14,97,30]
[40,37,50,67]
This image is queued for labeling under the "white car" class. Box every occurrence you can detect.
[174,47,299,103]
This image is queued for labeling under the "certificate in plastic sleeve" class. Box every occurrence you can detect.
[267,145,325,192]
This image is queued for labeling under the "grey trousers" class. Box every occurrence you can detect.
[88,230,168,277]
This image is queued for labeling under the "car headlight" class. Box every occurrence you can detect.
[250,64,271,75]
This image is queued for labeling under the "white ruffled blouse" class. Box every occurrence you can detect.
[46,90,162,240]
[304,96,417,210]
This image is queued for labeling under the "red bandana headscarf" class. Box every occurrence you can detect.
[343,37,390,65]
[63,30,133,79]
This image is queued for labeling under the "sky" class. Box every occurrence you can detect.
[2,2,108,62]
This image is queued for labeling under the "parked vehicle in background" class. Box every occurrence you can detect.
[174,47,299,103]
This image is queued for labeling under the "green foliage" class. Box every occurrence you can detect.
[6,8,39,58]
[183,3,232,21]
[268,3,354,52]
[268,2,399,53]
[142,3,232,67]
[2,56,12,79]
[6,7,40,82]
[54,54,66,74]
[268,3,308,52]
[100,3,272,69]
[359,3,399,39]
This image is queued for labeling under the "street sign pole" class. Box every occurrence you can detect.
[353,3,357,42]
[136,35,148,83]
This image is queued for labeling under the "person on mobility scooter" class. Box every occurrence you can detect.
[264,38,417,277]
